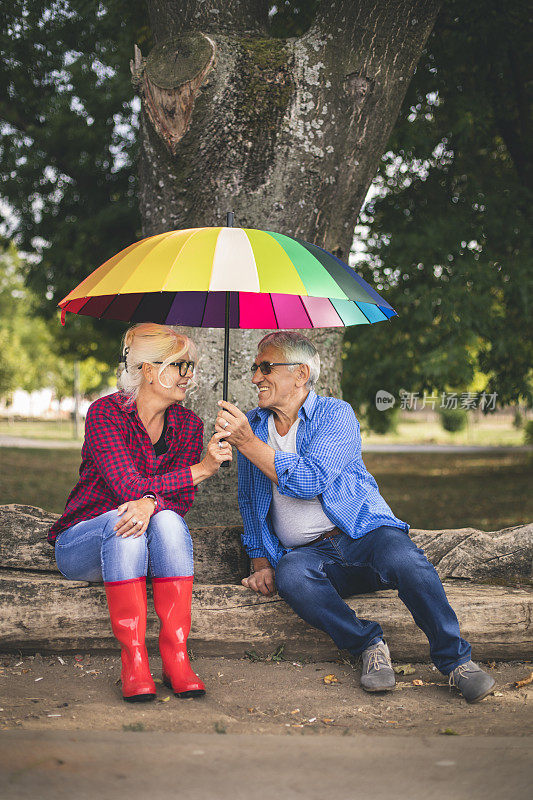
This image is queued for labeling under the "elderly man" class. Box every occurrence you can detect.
[216,331,495,702]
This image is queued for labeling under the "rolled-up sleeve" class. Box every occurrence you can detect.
[275,403,360,499]
[237,450,270,559]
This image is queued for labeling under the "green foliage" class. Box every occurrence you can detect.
[343,0,532,429]
[0,239,113,400]
[364,404,399,436]
[0,0,150,362]
[438,407,467,433]
[524,421,533,446]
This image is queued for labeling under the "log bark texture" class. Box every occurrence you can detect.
[2,505,531,584]
[136,0,441,524]
[1,570,531,660]
[1,505,531,657]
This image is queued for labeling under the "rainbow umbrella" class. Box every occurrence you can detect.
[59,214,397,399]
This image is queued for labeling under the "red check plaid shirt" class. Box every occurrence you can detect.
[48,392,204,544]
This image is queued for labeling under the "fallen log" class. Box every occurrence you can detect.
[1,504,532,583]
[0,569,531,660]
[1,504,531,660]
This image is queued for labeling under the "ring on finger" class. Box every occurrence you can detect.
[222,420,229,429]
[131,517,137,525]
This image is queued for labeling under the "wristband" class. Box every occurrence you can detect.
[142,493,158,509]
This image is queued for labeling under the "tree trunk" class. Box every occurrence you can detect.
[135,0,441,523]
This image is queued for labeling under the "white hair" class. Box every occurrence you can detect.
[257,331,320,389]
[117,322,197,405]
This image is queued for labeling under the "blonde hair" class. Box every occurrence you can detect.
[117,323,197,404]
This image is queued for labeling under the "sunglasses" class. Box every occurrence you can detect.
[137,360,195,377]
[250,361,300,376]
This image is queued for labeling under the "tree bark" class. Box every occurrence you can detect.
[135,0,441,523]
[2,505,531,584]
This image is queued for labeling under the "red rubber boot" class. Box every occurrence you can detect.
[104,577,156,702]
[152,576,205,698]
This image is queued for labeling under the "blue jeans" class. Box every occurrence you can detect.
[55,509,194,583]
[275,526,471,675]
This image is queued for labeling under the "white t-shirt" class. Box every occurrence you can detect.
[267,414,335,548]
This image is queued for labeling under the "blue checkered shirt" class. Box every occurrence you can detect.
[237,391,409,567]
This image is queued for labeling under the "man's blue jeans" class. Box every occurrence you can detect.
[275,526,471,675]
[55,509,194,583]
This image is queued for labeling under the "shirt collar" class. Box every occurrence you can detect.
[111,391,177,430]
[250,390,318,423]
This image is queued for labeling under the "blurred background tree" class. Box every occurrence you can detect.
[0,238,112,402]
[343,0,532,429]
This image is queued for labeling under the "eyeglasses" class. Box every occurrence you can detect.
[137,360,195,377]
[250,361,300,376]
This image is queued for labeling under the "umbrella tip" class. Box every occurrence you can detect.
[226,211,234,227]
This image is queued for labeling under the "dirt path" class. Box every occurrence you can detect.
[1,652,531,737]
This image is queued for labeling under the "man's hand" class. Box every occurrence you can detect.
[241,559,276,596]
[216,400,255,449]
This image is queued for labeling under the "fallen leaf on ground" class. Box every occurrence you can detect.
[323,674,338,684]
[393,664,415,675]
[493,691,504,697]
[322,718,335,724]
[513,672,533,689]
[440,728,459,735]
[290,708,300,714]
[386,720,398,724]
[412,679,424,686]
[158,696,170,703]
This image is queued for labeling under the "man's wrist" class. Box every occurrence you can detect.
[251,557,272,573]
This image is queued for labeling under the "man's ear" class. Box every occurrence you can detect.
[295,364,310,387]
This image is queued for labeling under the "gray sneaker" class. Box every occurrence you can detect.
[448,660,495,703]
[360,641,396,692]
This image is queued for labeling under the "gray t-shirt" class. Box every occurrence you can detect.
[267,414,335,548]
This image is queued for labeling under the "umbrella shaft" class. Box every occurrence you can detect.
[223,291,230,402]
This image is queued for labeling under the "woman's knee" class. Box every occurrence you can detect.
[148,510,191,544]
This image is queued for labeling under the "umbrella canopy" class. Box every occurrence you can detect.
[58,227,397,329]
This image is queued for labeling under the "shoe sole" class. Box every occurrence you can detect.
[123,693,156,703]
[163,676,206,698]
[466,683,496,704]
[361,684,396,693]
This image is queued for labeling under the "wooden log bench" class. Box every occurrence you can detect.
[1,505,532,661]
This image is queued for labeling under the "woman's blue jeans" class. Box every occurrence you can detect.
[55,509,194,583]
[275,526,471,675]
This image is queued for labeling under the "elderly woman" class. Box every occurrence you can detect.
[48,323,231,702]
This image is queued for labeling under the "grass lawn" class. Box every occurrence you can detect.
[0,447,531,531]
[0,415,528,447]
[362,417,525,447]
[0,418,83,441]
